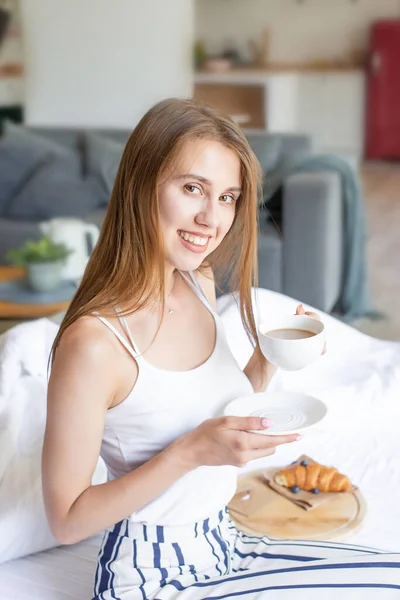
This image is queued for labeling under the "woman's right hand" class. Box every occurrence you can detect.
[174,416,302,470]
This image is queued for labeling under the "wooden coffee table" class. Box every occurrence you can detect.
[0,266,72,319]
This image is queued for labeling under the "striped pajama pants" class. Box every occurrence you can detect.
[93,507,400,599]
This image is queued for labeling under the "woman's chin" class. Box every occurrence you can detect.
[167,250,207,272]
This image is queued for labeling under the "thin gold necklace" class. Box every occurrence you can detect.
[167,295,174,315]
[166,278,175,315]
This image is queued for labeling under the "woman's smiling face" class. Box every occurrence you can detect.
[158,138,242,272]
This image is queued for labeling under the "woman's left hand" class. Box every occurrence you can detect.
[295,303,327,354]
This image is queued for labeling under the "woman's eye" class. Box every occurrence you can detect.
[220,194,236,205]
[184,184,201,195]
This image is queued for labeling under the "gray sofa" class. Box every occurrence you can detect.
[0,125,343,313]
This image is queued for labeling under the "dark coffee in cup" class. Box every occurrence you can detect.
[265,328,316,340]
[259,315,325,370]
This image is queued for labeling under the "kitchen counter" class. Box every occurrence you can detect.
[196,63,365,76]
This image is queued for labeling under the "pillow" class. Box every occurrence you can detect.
[0,121,81,216]
[245,133,283,208]
[3,121,79,164]
[245,133,283,174]
[0,140,47,216]
[7,159,108,220]
[0,320,107,564]
[85,132,125,197]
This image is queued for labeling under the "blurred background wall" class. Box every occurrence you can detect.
[20,0,194,127]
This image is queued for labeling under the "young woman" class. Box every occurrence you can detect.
[42,98,400,599]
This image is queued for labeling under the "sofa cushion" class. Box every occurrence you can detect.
[244,133,283,208]
[84,132,125,199]
[257,219,282,293]
[245,133,283,174]
[0,121,82,217]
[6,158,107,221]
[0,141,47,216]
[3,121,79,164]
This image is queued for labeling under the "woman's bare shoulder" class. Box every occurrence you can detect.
[56,315,120,367]
[51,313,139,413]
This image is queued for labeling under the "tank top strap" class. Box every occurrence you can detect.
[114,307,142,357]
[92,311,140,360]
[178,270,216,315]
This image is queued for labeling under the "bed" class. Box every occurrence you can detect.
[1,289,399,599]
[0,534,102,599]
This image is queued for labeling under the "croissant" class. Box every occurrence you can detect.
[274,462,352,492]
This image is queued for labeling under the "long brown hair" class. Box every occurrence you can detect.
[51,98,263,366]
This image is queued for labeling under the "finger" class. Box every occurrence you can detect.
[245,446,278,462]
[224,416,274,432]
[249,432,302,449]
[322,343,327,355]
[295,304,306,315]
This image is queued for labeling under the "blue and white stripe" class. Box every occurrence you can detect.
[93,510,400,600]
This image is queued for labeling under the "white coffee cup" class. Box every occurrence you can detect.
[258,315,325,371]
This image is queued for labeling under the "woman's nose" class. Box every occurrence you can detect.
[195,199,218,230]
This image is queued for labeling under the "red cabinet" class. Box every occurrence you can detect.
[365,20,400,160]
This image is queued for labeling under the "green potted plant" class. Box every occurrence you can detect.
[6,236,73,293]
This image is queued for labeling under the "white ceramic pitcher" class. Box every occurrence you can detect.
[40,217,100,281]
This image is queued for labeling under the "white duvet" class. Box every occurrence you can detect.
[0,288,399,599]
[0,318,107,565]
[219,289,400,552]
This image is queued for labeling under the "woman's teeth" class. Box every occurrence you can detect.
[178,231,208,246]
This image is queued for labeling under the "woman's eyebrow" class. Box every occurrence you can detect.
[175,173,242,193]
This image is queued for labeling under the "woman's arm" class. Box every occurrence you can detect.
[244,303,324,391]
[42,319,192,545]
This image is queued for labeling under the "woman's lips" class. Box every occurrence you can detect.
[177,230,211,253]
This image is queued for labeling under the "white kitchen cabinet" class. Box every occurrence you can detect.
[296,74,326,147]
[323,73,365,155]
[296,72,365,159]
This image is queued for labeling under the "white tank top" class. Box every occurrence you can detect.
[94,271,253,526]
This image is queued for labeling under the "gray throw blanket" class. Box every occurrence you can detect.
[263,154,377,321]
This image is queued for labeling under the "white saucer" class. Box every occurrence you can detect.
[223,391,327,435]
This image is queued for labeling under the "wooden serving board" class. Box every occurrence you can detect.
[228,468,366,542]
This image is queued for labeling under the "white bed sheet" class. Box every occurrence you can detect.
[1,289,399,599]
[0,534,102,600]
